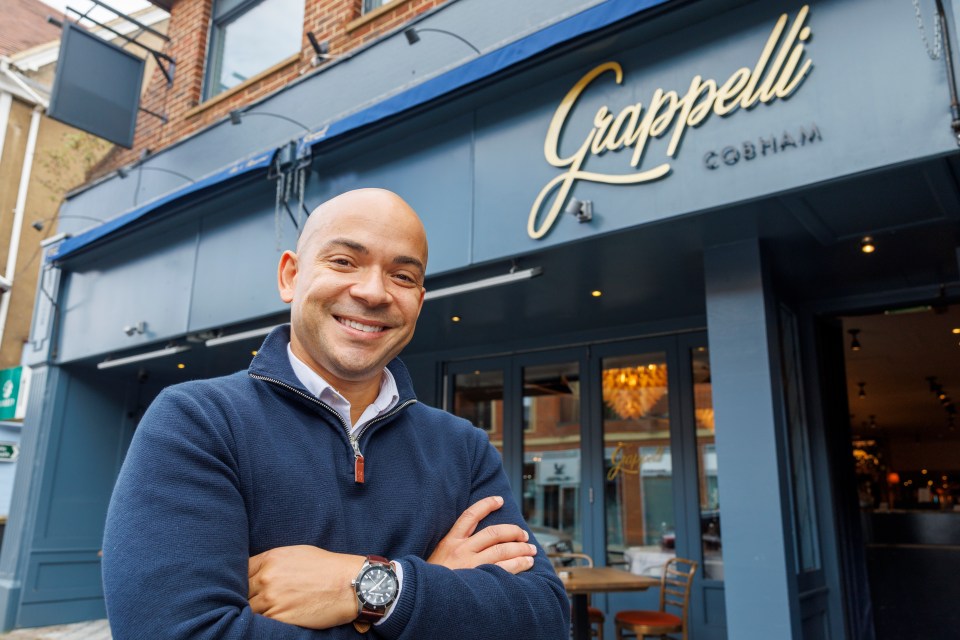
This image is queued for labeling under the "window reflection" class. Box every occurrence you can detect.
[602,353,674,574]
[522,362,581,553]
[693,347,723,580]
[210,0,304,97]
[452,370,503,453]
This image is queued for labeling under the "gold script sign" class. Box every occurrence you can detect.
[528,5,814,239]
[607,443,668,481]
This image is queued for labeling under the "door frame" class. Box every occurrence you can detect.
[442,330,726,638]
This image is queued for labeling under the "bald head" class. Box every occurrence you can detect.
[297,188,428,267]
[277,188,429,393]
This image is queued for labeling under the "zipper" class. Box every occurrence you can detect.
[249,372,417,484]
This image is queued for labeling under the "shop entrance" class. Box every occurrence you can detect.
[443,332,727,640]
[839,303,960,640]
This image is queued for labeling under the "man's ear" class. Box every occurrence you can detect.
[278,250,298,303]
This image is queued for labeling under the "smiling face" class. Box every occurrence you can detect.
[278,189,428,393]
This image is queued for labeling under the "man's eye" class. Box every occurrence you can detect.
[394,273,419,285]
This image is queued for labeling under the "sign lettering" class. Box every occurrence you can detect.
[530,5,814,239]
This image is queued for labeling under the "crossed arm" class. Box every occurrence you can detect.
[248,495,538,629]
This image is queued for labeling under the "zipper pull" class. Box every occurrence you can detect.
[352,438,365,484]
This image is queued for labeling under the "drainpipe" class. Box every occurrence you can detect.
[0,105,43,348]
[0,92,10,167]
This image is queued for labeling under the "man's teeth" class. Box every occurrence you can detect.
[341,318,384,333]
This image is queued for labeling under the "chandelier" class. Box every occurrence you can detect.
[602,364,668,420]
[695,408,715,432]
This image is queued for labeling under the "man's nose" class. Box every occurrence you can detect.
[350,268,391,306]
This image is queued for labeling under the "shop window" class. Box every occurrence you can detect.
[601,352,674,573]
[779,305,821,572]
[522,362,582,553]
[205,0,305,99]
[452,369,503,452]
[692,346,723,580]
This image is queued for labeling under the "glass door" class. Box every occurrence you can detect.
[521,358,583,553]
[443,336,725,638]
[598,350,674,573]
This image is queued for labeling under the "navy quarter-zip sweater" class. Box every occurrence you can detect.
[102,325,569,639]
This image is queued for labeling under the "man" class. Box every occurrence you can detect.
[102,189,570,639]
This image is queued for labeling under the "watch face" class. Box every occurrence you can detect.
[358,565,398,607]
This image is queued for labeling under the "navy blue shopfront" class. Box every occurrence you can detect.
[2,0,959,637]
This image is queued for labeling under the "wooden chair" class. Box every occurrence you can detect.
[613,557,698,640]
[548,552,605,640]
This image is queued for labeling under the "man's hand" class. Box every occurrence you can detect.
[248,545,364,629]
[428,496,538,574]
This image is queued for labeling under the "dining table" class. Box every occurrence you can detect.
[559,566,659,640]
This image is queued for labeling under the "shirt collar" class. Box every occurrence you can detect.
[286,343,399,422]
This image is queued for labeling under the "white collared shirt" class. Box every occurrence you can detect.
[287,344,400,433]
[285,343,404,622]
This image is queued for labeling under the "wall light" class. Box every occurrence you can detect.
[424,267,543,301]
[858,382,866,399]
[98,345,190,370]
[229,110,310,132]
[306,31,339,66]
[205,325,280,347]
[117,165,196,183]
[848,328,861,351]
[403,27,480,55]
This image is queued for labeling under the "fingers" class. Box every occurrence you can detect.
[475,541,537,567]
[464,523,529,553]
[495,555,537,575]
[445,496,505,539]
[248,551,266,579]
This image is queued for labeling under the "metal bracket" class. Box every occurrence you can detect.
[51,0,176,88]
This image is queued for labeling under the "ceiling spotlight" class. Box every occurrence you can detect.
[564,197,593,223]
[858,381,866,399]
[859,236,876,254]
[451,315,461,323]
[591,290,602,297]
[848,328,861,351]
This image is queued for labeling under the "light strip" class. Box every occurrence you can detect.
[205,324,280,347]
[97,345,190,370]
[424,267,543,301]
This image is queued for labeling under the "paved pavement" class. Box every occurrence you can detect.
[0,620,111,639]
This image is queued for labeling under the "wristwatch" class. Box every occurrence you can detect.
[351,555,398,633]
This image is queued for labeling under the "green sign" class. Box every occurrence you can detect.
[0,443,18,462]
[0,366,29,421]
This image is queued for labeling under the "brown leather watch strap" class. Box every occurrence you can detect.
[353,555,394,633]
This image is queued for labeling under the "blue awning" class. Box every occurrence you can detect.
[48,0,672,263]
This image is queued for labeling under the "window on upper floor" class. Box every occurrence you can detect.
[362,0,398,14]
[205,0,305,99]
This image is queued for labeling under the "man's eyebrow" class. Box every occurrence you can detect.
[320,238,368,254]
[394,255,425,275]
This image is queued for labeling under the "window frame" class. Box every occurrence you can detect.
[203,0,303,100]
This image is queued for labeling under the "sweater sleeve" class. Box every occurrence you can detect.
[374,432,571,640]
[102,387,361,640]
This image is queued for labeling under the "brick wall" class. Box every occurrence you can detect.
[105,0,447,173]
